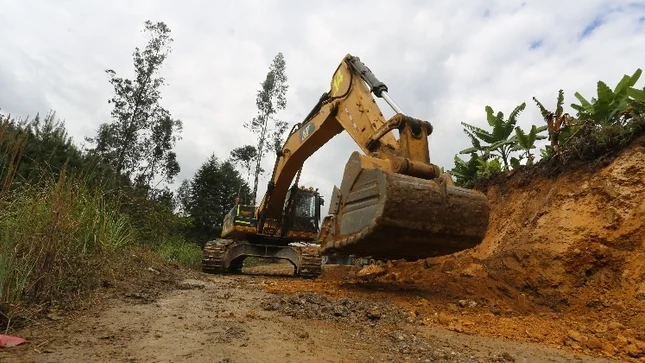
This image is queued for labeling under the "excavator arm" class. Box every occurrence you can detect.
[253,54,490,260]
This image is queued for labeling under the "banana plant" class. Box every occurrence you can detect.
[628,86,645,103]
[628,86,645,118]
[476,157,502,179]
[533,90,576,152]
[459,102,526,170]
[571,68,642,125]
[512,124,548,165]
[450,153,481,187]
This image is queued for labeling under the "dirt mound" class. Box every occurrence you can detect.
[471,135,645,316]
[265,136,645,361]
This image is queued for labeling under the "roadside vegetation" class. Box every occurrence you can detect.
[450,69,645,187]
[0,20,287,330]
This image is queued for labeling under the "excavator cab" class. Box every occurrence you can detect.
[282,186,324,237]
[222,186,324,242]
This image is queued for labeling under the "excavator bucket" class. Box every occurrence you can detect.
[319,152,490,261]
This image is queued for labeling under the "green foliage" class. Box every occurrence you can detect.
[0,111,199,328]
[453,67,645,186]
[0,172,136,307]
[533,90,578,152]
[460,102,528,170]
[118,186,191,247]
[476,157,502,179]
[560,116,645,162]
[246,53,289,203]
[571,68,642,126]
[174,179,191,216]
[627,86,645,119]
[513,124,548,163]
[0,20,229,328]
[183,154,251,244]
[0,116,27,197]
[628,86,645,103]
[510,156,521,169]
[449,153,504,187]
[1,111,87,188]
[154,236,202,269]
[540,145,555,161]
[555,68,645,162]
[453,101,548,185]
[229,144,258,185]
[85,20,182,188]
[450,153,481,187]
[18,111,84,181]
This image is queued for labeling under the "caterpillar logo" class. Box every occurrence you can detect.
[332,70,344,96]
[299,122,315,143]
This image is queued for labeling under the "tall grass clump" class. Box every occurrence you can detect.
[155,235,202,269]
[0,172,136,308]
[0,117,138,325]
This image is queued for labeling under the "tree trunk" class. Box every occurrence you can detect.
[113,49,159,179]
[251,137,264,205]
[250,113,269,205]
[551,132,560,152]
[501,148,510,170]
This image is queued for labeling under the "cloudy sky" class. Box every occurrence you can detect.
[1,0,644,205]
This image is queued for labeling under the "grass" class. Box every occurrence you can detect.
[154,236,202,269]
[0,169,204,330]
[0,118,203,330]
[0,173,136,310]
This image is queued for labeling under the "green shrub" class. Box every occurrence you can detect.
[154,236,202,269]
[560,115,645,162]
[452,69,645,187]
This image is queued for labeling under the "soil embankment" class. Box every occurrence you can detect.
[266,136,645,361]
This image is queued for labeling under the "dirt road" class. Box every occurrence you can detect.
[0,264,624,363]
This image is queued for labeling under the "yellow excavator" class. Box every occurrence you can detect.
[202,54,491,278]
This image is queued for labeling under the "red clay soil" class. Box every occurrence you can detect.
[264,136,645,362]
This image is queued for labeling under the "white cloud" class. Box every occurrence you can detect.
[1,0,644,207]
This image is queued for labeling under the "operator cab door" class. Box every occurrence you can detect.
[283,188,323,234]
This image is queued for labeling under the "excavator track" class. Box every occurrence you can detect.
[201,239,230,274]
[202,239,321,279]
[297,246,322,279]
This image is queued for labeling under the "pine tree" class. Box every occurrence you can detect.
[187,155,250,243]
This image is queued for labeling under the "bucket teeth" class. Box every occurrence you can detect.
[319,155,490,261]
